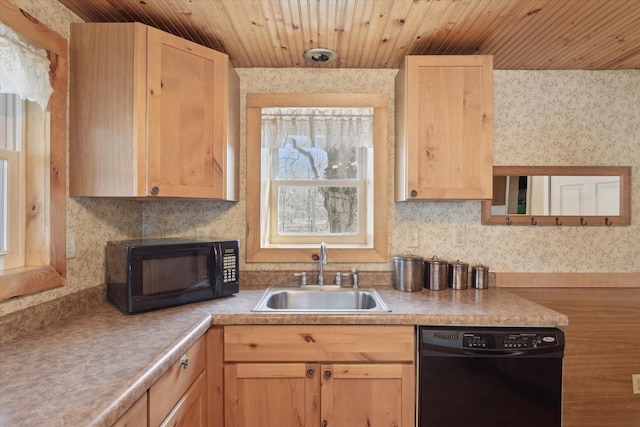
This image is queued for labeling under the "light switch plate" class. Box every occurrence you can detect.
[66,231,76,259]
[633,374,640,394]
[407,230,419,248]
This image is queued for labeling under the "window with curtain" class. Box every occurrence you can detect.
[0,22,53,270]
[0,1,68,304]
[0,21,52,270]
[261,107,374,246]
[246,93,388,264]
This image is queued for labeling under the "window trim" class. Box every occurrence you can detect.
[246,93,388,263]
[0,0,66,301]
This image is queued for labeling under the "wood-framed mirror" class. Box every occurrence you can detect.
[481,166,631,226]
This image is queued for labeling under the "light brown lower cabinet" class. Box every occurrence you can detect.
[112,393,148,427]
[222,325,415,427]
[321,363,414,427]
[112,334,208,427]
[150,335,207,426]
[159,371,207,427]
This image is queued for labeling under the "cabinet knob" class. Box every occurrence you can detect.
[322,420,328,427]
[323,369,332,379]
[306,368,315,378]
[150,186,160,196]
[410,189,418,197]
[180,355,189,370]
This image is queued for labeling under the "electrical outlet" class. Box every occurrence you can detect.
[407,230,419,248]
[633,374,640,394]
[453,225,466,247]
[66,231,76,259]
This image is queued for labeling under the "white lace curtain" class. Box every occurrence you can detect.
[0,21,53,110]
[261,107,374,149]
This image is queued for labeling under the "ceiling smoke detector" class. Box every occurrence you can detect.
[303,48,338,64]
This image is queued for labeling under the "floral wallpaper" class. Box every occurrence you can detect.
[1,0,639,317]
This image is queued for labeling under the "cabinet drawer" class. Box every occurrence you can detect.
[112,393,147,427]
[224,325,415,362]
[149,335,206,426]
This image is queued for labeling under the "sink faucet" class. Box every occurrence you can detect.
[318,242,327,285]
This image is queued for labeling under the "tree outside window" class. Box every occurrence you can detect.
[245,93,388,264]
[262,107,372,245]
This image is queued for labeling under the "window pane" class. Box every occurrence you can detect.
[0,94,22,151]
[278,185,359,235]
[0,159,6,252]
[276,144,359,181]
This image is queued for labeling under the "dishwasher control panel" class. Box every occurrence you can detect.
[462,331,562,350]
[421,327,564,355]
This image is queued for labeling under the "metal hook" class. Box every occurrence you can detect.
[555,217,563,226]
[530,217,537,225]
[580,217,588,226]
[506,217,512,225]
[605,217,612,226]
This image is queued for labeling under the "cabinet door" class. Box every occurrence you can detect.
[320,364,415,427]
[149,336,206,426]
[224,363,320,427]
[146,27,225,198]
[70,23,147,197]
[160,371,207,427]
[397,55,493,200]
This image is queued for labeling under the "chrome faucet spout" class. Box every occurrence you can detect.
[318,242,327,285]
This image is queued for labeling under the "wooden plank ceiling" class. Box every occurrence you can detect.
[58,0,640,70]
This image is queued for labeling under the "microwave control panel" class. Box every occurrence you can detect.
[222,246,238,283]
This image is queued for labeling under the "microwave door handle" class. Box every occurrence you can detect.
[211,245,222,290]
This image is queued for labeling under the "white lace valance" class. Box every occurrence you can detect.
[261,107,374,149]
[0,22,53,110]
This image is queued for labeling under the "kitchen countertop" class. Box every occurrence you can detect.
[0,285,568,426]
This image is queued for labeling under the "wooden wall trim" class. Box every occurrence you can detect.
[0,0,66,57]
[508,288,640,426]
[495,272,640,288]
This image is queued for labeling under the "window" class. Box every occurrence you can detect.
[263,107,372,245]
[246,93,388,263]
[0,94,25,269]
[0,3,67,302]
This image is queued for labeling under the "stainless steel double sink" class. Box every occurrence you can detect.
[251,285,391,313]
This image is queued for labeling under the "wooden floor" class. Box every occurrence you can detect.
[509,288,640,427]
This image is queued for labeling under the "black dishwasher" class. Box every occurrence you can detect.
[419,326,564,427]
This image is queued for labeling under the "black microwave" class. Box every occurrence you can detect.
[106,238,239,314]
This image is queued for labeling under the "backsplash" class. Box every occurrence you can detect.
[1,0,638,316]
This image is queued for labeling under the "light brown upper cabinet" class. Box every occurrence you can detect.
[395,55,493,201]
[70,22,239,200]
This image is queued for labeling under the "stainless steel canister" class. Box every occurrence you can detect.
[392,253,424,292]
[448,260,469,290]
[424,256,449,290]
[471,264,490,289]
